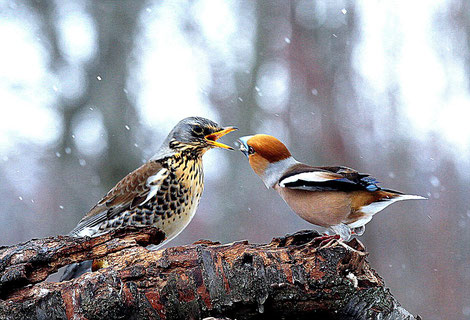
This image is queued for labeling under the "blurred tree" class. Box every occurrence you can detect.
[27,0,146,232]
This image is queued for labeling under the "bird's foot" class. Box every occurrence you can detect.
[313,233,340,248]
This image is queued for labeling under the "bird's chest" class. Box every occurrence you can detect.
[276,186,351,227]
[171,158,204,194]
[170,158,204,208]
[150,158,204,238]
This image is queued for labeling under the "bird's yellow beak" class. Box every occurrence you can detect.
[205,126,238,150]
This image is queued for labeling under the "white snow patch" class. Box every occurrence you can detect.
[346,272,358,288]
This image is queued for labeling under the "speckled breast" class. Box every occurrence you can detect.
[98,156,204,241]
[150,156,204,240]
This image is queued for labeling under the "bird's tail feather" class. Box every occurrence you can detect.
[380,188,427,201]
[396,194,427,201]
[60,260,92,281]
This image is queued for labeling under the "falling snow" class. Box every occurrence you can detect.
[341,9,347,14]
[79,159,87,166]
[125,125,130,130]
[284,37,290,44]
[96,75,102,81]
[65,147,72,154]
[55,152,61,158]
[429,176,440,187]
[59,205,64,209]
[311,88,318,96]
[18,196,23,201]
[346,272,358,287]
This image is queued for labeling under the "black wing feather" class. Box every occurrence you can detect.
[280,166,381,192]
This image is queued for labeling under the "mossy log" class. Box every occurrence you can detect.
[0,227,419,320]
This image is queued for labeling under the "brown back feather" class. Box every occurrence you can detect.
[80,161,163,222]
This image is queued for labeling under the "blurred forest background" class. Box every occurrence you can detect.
[1,0,469,319]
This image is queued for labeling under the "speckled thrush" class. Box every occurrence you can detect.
[60,117,236,280]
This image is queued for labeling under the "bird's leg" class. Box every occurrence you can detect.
[312,233,341,248]
[314,233,340,242]
[330,224,352,241]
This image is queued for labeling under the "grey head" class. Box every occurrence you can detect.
[152,117,237,160]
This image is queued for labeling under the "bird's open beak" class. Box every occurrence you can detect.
[205,126,238,150]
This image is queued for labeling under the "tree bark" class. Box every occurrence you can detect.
[0,228,419,320]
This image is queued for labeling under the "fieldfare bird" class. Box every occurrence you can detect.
[238,134,425,241]
[61,117,236,280]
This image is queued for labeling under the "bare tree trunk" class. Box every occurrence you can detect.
[0,228,419,320]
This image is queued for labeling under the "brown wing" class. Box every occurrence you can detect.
[70,161,166,236]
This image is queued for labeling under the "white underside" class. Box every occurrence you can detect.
[161,204,198,245]
[347,194,426,229]
[76,199,199,241]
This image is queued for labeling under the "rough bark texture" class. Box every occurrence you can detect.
[0,228,419,320]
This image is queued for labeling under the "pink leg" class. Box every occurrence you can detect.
[313,233,340,247]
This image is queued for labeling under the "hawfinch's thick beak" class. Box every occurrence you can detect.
[237,135,253,157]
[205,127,238,150]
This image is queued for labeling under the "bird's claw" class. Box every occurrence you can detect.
[312,233,341,248]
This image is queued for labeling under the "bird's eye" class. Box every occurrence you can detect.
[192,126,204,135]
[248,146,255,154]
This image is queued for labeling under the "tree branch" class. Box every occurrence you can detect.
[0,228,419,320]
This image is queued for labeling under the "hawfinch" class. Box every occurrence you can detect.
[238,134,425,241]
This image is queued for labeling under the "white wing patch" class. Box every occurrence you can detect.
[141,168,168,206]
[279,171,339,187]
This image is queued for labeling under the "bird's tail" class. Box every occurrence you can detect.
[60,260,92,281]
[380,188,427,201]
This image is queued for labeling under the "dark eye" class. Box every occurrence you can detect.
[248,146,255,154]
[192,126,204,135]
